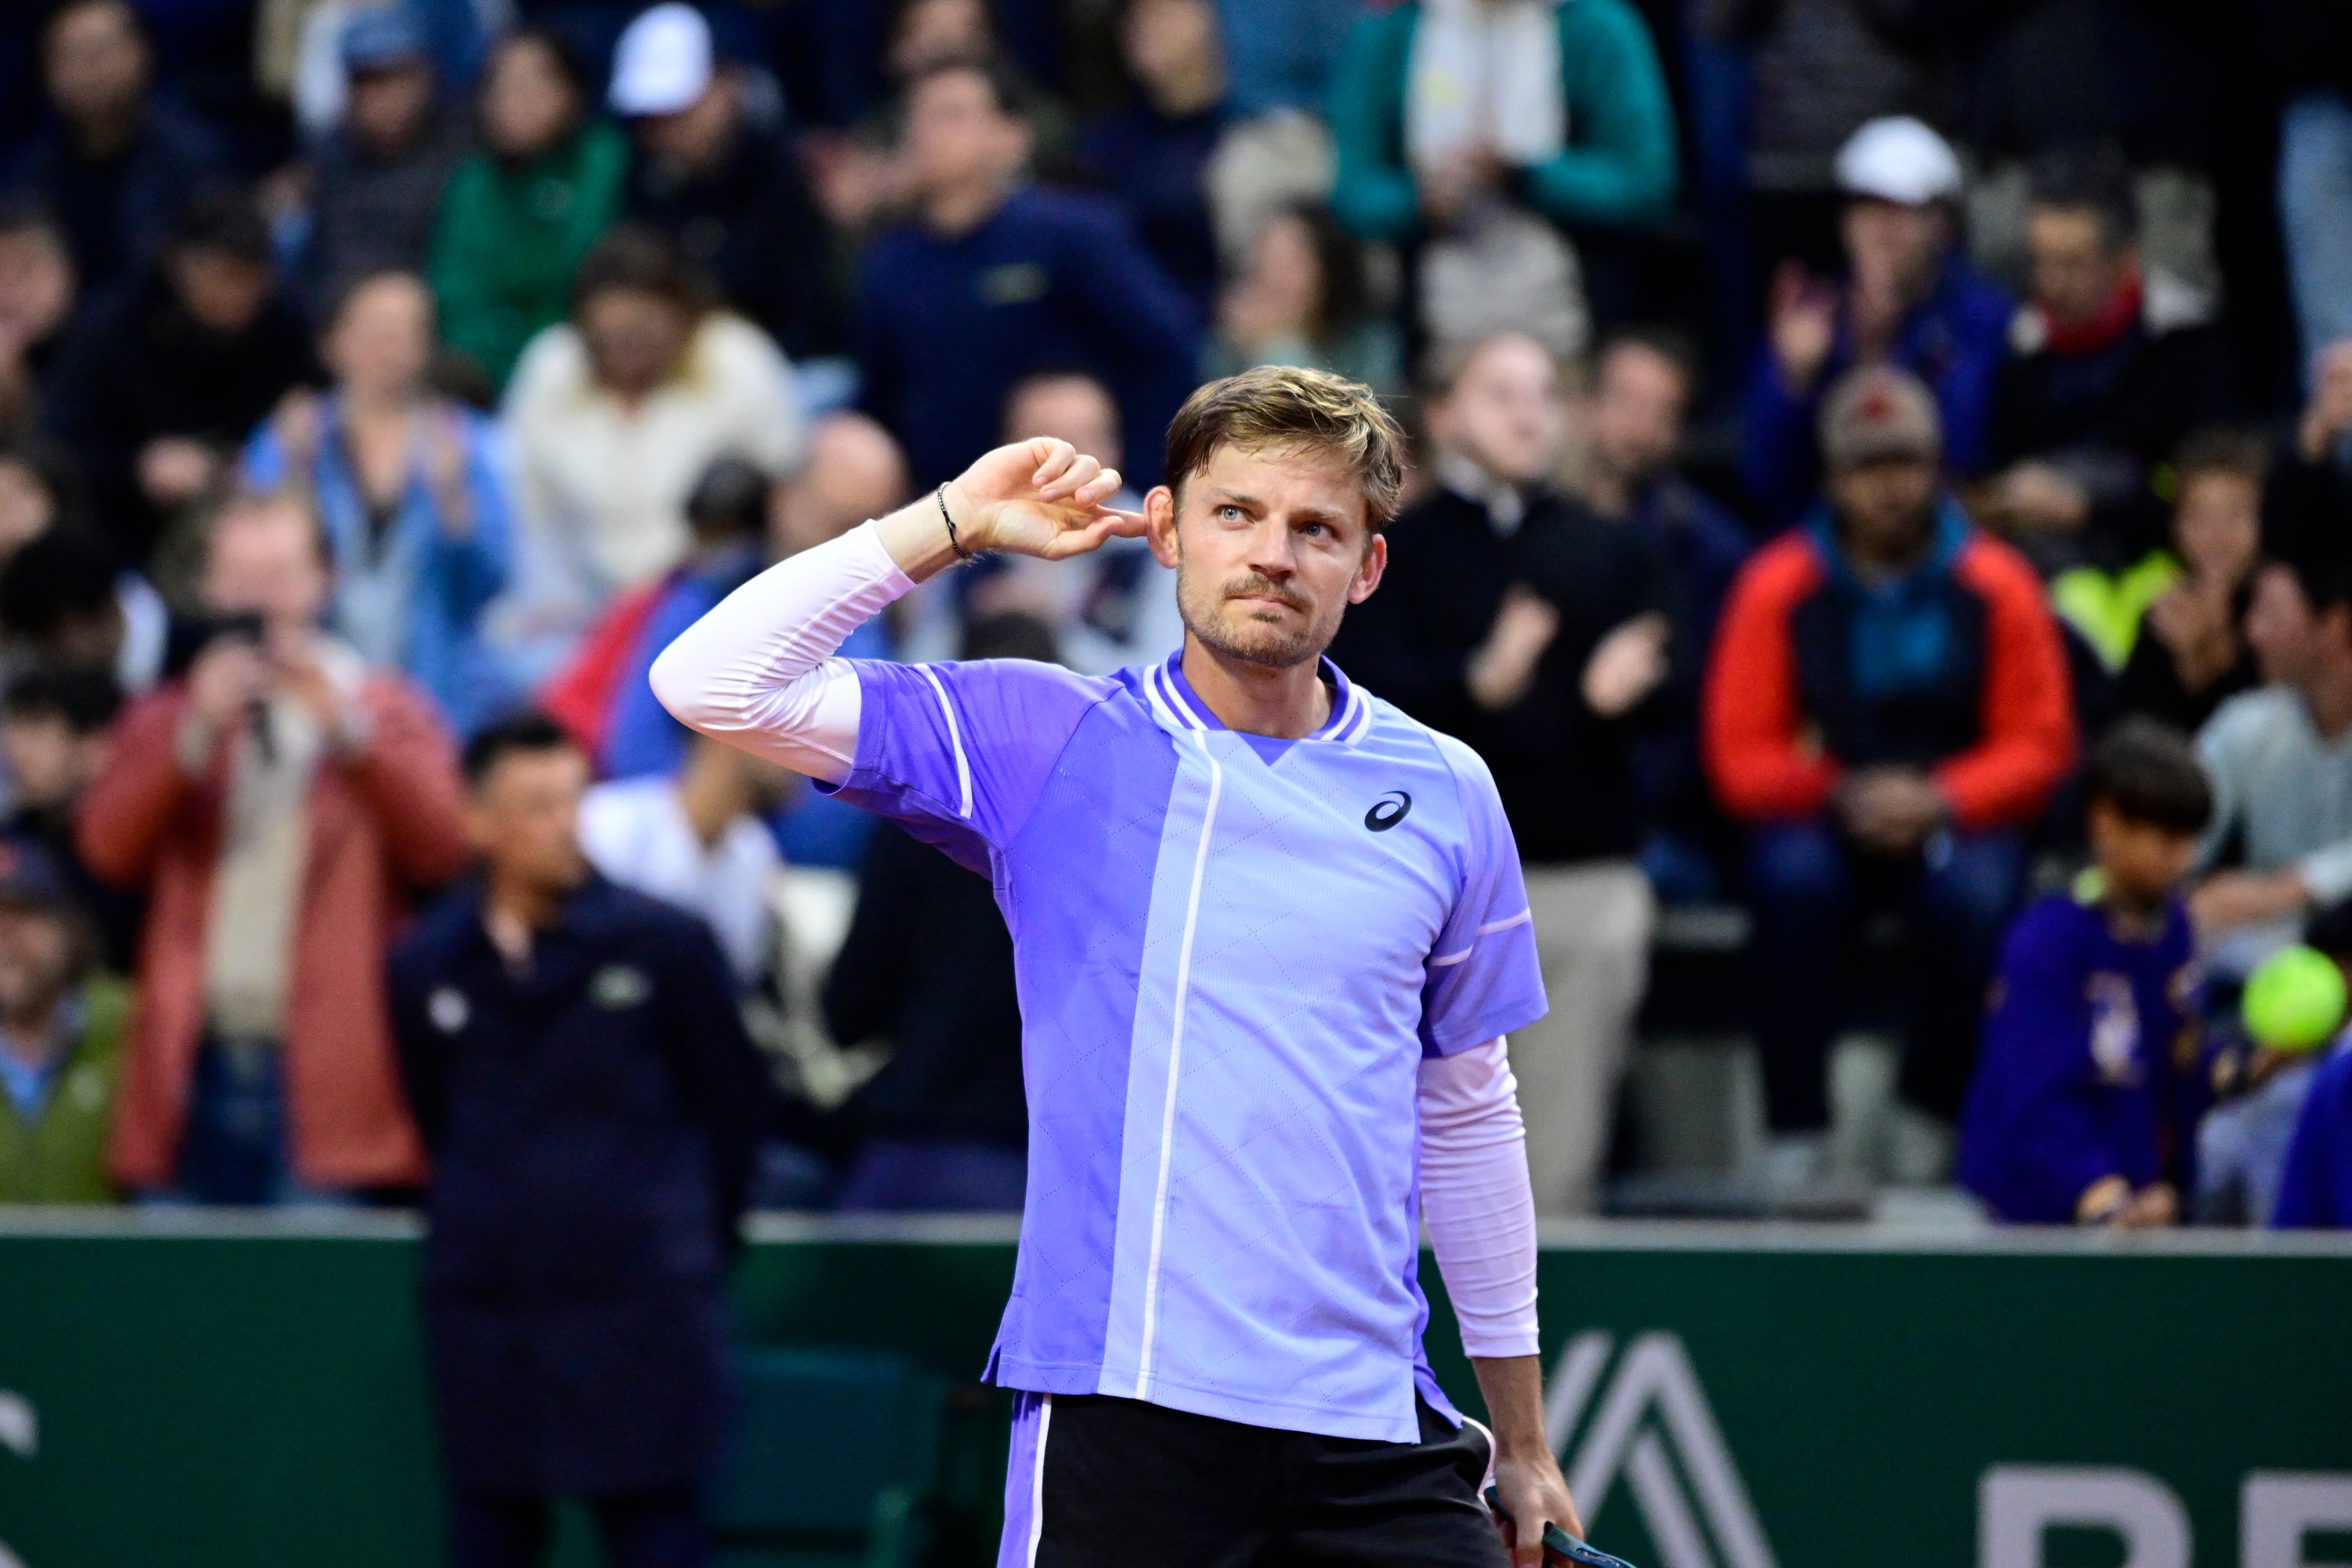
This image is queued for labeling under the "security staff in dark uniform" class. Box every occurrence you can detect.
[388,712,771,1568]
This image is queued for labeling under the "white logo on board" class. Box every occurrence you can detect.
[1544,1331,1779,1568]
[1,1387,33,1568]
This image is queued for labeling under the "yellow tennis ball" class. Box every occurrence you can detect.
[2243,945,2348,1053]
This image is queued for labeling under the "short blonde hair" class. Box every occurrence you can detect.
[1163,366,1407,531]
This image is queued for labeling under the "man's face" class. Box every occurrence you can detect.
[771,417,909,557]
[1,713,99,813]
[2246,563,2322,687]
[1429,334,1565,488]
[1148,442,1385,669]
[1004,377,1122,474]
[466,746,590,893]
[347,62,435,155]
[0,459,58,559]
[902,69,1027,205]
[890,0,991,79]
[203,503,329,643]
[2028,204,2130,326]
[634,74,740,171]
[580,286,692,398]
[481,36,576,160]
[0,227,75,348]
[1827,456,1939,559]
[1585,343,1687,484]
[0,904,72,1021]
[45,0,146,126]
[1123,0,1215,91]
[324,273,432,399]
[1843,198,1948,297]
[2173,469,2261,589]
[167,246,273,335]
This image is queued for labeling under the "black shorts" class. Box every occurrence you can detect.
[996,1391,1509,1568]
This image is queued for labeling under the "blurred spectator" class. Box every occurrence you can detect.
[2270,3,2352,378]
[911,370,1179,674]
[1957,720,2208,1225]
[1705,366,2074,1175]
[44,190,319,571]
[611,3,839,362]
[242,272,515,738]
[2188,551,2352,950]
[299,8,469,316]
[1076,0,1228,316]
[580,730,791,990]
[76,492,469,1203]
[2110,430,2266,732]
[1740,118,2010,527]
[0,840,129,1203]
[0,436,81,566]
[1208,200,1402,395]
[0,204,77,438]
[0,526,168,697]
[501,227,803,678]
[1330,332,1667,1215]
[2267,339,2352,548]
[853,57,1200,489]
[1327,0,1677,359]
[1212,0,1356,119]
[427,26,628,391]
[1982,146,2234,570]
[2275,1026,2352,1228]
[542,455,771,782]
[824,609,1049,1213]
[1566,327,1751,900]
[389,713,767,1566]
[1,665,137,970]
[4,0,230,300]
[2201,902,2352,1225]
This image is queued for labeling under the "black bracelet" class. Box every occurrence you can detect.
[937,483,974,561]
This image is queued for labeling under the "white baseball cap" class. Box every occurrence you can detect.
[609,2,713,116]
[1835,116,1962,206]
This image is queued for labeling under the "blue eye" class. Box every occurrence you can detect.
[1300,521,1326,538]
[1218,505,1244,521]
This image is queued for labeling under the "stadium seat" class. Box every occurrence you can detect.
[713,1347,949,1568]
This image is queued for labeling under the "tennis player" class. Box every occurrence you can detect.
[654,367,1580,1567]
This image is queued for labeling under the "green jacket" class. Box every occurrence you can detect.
[1328,0,1679,244]
[0,978,130,1205]
[427,119,629,391]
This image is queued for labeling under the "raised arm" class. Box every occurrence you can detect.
[650,438,1141,781]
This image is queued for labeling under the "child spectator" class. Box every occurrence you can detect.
[427,26,628,391]
[1207,200,1402,395]
[1957,720,2210,1225]
[0,664,136,969]
[0,841,130,1203]
[242,271,516,738]
[2108,429,2266,730]
[2199,916,2352,1225]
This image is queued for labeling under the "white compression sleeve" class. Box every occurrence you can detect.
[648,521,914,782]
[1418,1037,1540,1360]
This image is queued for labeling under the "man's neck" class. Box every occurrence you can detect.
[923,175,1014,238]
[69,103,142,161]
[482,874,576,964]
[675,749,743,850]
[0,995,66,1072]
[1576,454,1638,520]
[1180,634,1332,740]
[1838,519,1935,584]
[1438,449,1531,531]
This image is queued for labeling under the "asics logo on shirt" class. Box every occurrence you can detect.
[1365,791,1412,832]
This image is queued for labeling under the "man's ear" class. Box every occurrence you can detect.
[1348,532,1388,605]
[1144,486,1180,570]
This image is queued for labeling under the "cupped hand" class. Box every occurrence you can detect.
[1491,1450,1585,1568]
[945,437,1147,561]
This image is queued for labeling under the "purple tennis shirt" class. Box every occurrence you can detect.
[823,650,1547,1442]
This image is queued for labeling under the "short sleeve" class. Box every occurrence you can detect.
[1420,739,1548,1057]
[824,657,1114,873]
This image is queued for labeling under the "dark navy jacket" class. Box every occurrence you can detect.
[2275,1043,2352,1230]
[388,874,771,1492]
[1958,888,2196,1223]
[853,185,1201,488]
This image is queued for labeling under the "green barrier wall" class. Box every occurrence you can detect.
[1,1214,2347,1568]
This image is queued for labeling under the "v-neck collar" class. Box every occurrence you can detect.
[1147,651,1371,762]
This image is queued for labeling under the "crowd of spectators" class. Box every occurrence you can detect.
[0,0,2349,1251]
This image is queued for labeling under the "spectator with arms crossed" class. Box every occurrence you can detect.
[655,368,1584,1566]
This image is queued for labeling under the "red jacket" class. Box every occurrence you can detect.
[1702,523,2074,830]
[77,674,471,1190]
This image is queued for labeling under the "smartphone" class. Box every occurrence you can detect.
[1484,1486,1640,1568]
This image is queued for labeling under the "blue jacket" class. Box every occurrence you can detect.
[2275,1042,2352,1229]
[854,185,1200,489]
[387,874,773,1491]
[242,401,515,736]
[1958,888,2196,1223]
[1328,0,1679,244]
[1740,257,2013,526]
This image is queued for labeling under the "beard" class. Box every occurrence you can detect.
[1173,558,1342,670]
